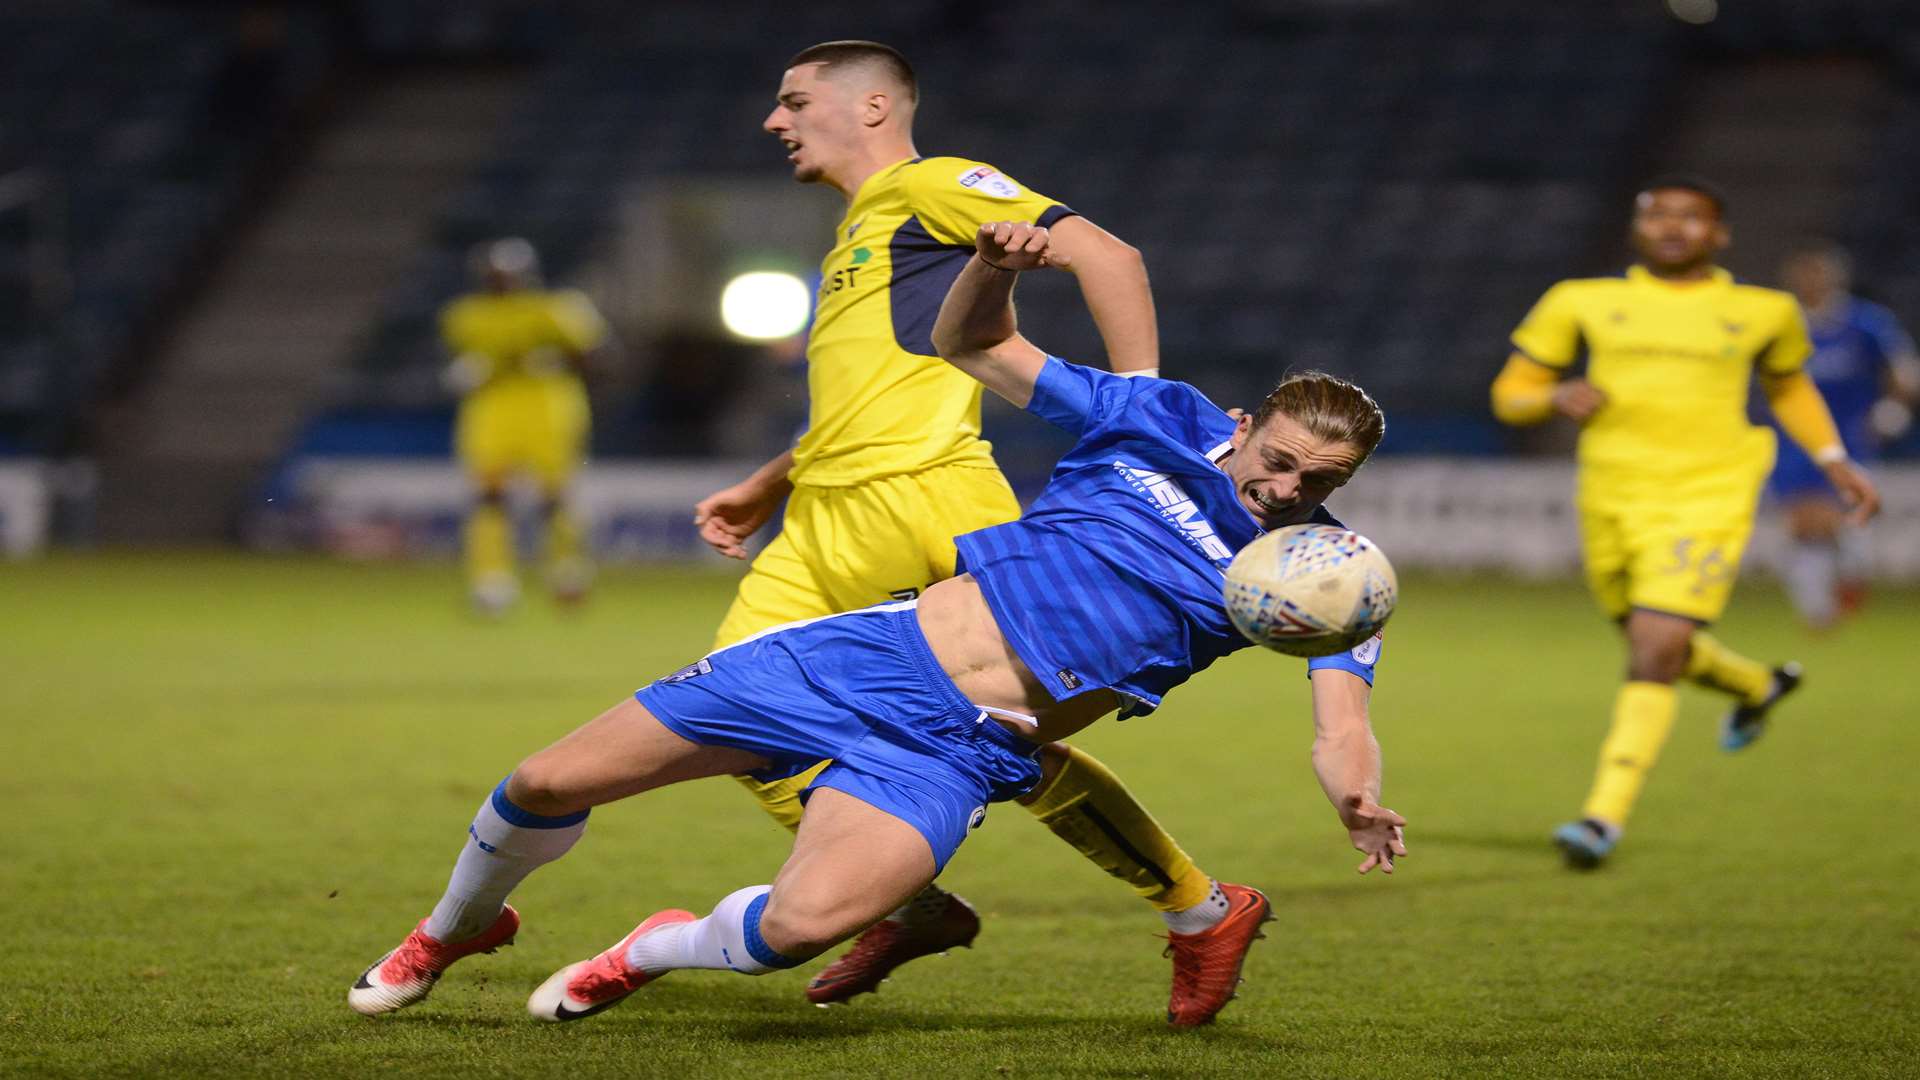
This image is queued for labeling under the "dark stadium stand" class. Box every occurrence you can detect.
[7,0,1920,475]
[0,4,331,455]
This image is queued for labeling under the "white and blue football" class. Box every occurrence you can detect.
[1224,523,1397,657]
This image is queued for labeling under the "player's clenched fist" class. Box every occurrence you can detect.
[975,221,1072,273]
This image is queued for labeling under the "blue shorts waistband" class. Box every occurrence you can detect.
[882,606,1043,761]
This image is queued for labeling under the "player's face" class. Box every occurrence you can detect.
[1781,252,1845,308]
[1225,413,1363,528]
[763,63,855,184]
[1630,188,1727,274]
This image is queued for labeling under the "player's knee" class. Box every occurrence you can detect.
[1016,742,1072,805]
[475,486,508,506]
[503,755,587,818]
[1626,638,1688,683]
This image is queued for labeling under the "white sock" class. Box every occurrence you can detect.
[883,883,951,926]
[626,884,802,974]
[1782,540,1839,627]
[1161,880,1230,935]
[1836,525,1872,585]
[424,779,587,942]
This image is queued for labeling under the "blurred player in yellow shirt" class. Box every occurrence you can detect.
[441,238,608,613]
[690,42,1262,1025]
[1491,177,1882,868]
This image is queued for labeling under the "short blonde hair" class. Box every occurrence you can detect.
[1250,371,1386,465]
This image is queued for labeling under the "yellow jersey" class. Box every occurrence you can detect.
[440,288,607,392]
[1510,266,1812,479]
[792,155,1074,487]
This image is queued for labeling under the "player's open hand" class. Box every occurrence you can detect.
[693,480,784,560]
[1340,795,1408,875]
[1551,378,1607,422]
[1821,458,1882,525]
[975,221,1072,273]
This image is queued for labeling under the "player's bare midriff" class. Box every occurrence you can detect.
[916,573,1119,745]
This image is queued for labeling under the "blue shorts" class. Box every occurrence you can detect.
[634,601,1044,871]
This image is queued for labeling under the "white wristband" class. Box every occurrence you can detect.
[1812,445,1848,466]
[1114,367,1160,378]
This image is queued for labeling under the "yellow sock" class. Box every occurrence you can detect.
[1581,681,1679,827]
[464,502,514,589]
[1685,631,1773,706]
[543,503,591,595]
[734,762,831,834]
[1022,745,1211,912]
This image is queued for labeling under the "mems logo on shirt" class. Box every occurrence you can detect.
[957,165,1020,199]
[1113,462,1235,563]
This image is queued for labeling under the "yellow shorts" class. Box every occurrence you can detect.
[712,463,1021,649]
[455,377,588,492]
[1578,457,1770,624]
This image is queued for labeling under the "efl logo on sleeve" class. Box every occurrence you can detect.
[956,165,1020,199]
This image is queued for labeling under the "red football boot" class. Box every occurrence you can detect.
[527,908,698,1022]
[1164,883,1273,1027]
[348,905,520,1016]
[804,891,980,1005]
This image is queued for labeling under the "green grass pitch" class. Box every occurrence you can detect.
[3,553,1915,1078]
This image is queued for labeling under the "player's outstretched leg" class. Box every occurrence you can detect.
[349,775,588,1015]
[533,789,938,1023]
[1013,743,1261,1025]
[349,698,765,1016]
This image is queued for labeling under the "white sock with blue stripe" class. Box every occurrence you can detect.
[424,779,588,942]
[626,885,804,975]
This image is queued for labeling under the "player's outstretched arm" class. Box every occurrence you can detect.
[1308,669,1407,875]
[1041,216,1159,376]
[931,221,1064,408]
[1761,371,1882,524]
[693,449,795,560]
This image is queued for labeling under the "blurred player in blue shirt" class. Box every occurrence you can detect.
[349,221,1405,1027]
[1771,242,1920,629]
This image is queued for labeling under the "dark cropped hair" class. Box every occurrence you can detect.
[788,40,918,104]
[1638,173,1728,217]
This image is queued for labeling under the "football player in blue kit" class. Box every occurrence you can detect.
[1771,242,1920,629]
[348,220,1406,1025]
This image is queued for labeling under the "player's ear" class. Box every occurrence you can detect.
[1230,411,1254,449]
[862,91,892,128]
[1712,221,1731,253]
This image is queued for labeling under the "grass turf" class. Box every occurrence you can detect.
[2,553,1915,1078]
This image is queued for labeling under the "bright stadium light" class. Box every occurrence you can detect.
[1666,0,1717,24]
[720,271,811,340]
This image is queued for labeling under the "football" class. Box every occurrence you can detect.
[1224,523,1398,657]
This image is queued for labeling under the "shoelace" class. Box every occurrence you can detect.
[1162,935,1210,1002]
[385,932,446,979]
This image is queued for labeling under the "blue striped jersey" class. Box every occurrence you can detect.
[953,357,1379,718]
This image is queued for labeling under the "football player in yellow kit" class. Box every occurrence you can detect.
[442,239,608,613]
[691,42,1263,1024]
[1491,176,1882,868]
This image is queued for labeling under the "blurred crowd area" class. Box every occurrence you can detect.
[2,0,1918,544]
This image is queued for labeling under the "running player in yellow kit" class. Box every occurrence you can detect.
[1491,176,1882,868]
[442,239,608,613]
[691,42,1264,1024]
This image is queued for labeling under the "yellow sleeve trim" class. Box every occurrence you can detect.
[1763,370,1844,460]
[1490,352,1560,426]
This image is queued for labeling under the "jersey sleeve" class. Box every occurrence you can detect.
[906,158,1078,246]
[1306,630,1381,685]
[1758,297,1814,376]
[1509,282,1583,368]
[544,290,608,353]
[1026,355,1137,435]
